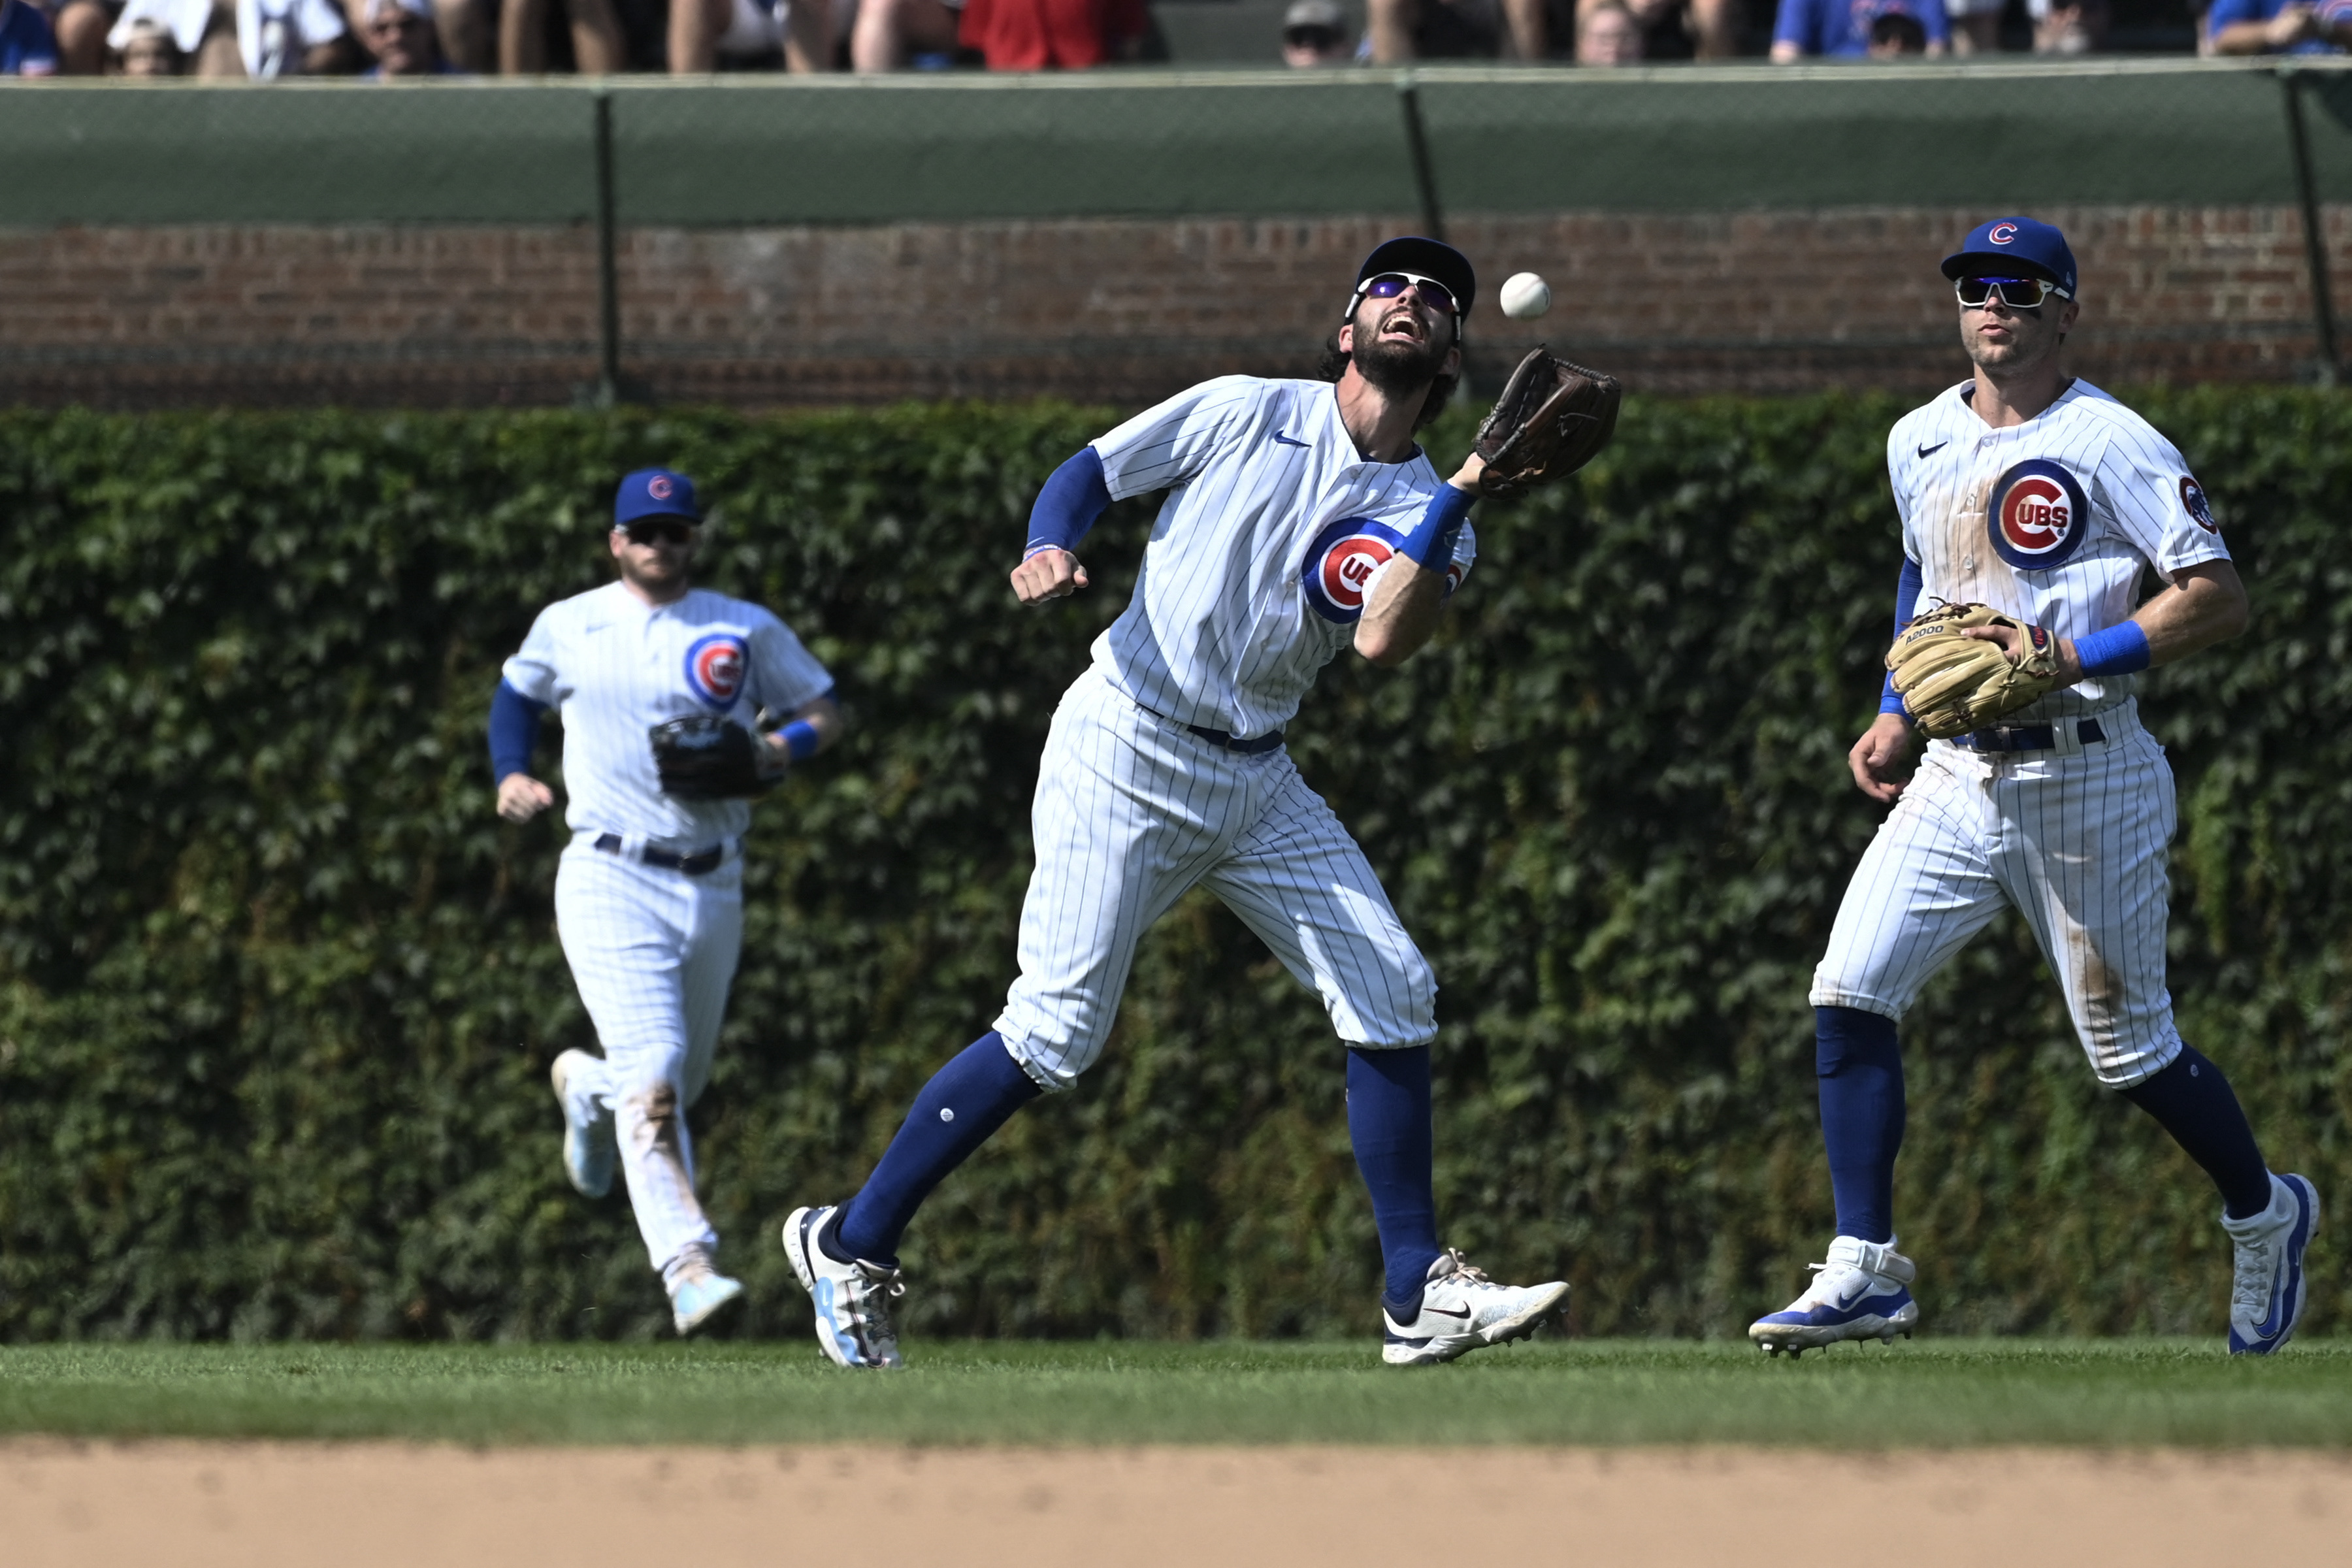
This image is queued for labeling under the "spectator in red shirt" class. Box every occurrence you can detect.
[957,0,1145,67]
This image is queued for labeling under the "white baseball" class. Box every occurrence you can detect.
[1499,272,1552,320]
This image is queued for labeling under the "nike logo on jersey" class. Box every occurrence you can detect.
[1916,441,1950,459]
[1271,433,1309,448]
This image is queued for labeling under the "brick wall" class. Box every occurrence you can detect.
[0,206,2340,410]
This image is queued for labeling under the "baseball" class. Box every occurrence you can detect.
[1499,272,1552,319]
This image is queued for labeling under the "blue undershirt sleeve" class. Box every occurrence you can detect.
[1023,447,1113,559]
[489,679,549,783]
[1881,556,1924,715]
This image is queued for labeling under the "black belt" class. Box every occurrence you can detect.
[593,833,726,875]
[1185,723,1286,755]
[1952,717,2108,754]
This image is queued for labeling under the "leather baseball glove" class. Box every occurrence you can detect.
[1886,601,2065,740]
[1473,347,1623,498]
[649,714,777,800]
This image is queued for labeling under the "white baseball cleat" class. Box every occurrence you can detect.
[666,1247,745,1337]
[2225,1173,2320,1356]
[1749,1235,1919,1358]
[549,1049,616,1199]
[1381,1249,1569,1366]
[783,1204,906,1369]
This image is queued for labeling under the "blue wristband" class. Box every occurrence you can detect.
[780,719,821,761]
[2073,621,2151,678]
[1399,483,1475,570]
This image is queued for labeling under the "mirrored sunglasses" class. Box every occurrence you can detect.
[1955,274,2070,310]
[623,519,696,546]
[1360,272,1460,316]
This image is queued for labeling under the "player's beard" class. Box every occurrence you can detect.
[1350,321,1452,400]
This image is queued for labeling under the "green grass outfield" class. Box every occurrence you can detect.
[1,1339,2347,1447]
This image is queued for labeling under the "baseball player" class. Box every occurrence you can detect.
[1751,218,2320,1356]
[491,468,841,1335]
[782,237,1570,1369]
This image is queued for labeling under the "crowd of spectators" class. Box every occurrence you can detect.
[0,0,2316,76]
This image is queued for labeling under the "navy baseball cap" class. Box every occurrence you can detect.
[1942,217,2078,296]
[613,468,700,527]
[1350,236,1478,321]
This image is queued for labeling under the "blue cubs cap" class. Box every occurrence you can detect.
[1942,217,2078,297]
[613,468,700,527]
[1350,236,1478,321]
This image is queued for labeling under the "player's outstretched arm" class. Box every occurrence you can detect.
[1357,461,1483,666]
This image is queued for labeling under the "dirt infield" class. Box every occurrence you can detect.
[6,1441,2345,1567]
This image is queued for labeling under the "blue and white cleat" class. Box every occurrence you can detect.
[2224,1173,2320,1356]
[668,1253,745,1337]
[1749,1236,1919,1358]
[782,1204,906,1369]
[550,1049,616,1199]
[1381,1249,1570,1367]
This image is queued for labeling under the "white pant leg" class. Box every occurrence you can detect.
[1989,720,2183,1087]
[996,672,1255,1090]
[554,847,732,1273]
[1201,757,1437,1048]
[1810,745,2011,1019]
[680,879,743,1109]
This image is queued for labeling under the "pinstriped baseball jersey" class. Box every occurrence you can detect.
[502,582,832,847]
[1889,378,2229,722]
[1814,377,2223,1086]
[1090,376,1476,741]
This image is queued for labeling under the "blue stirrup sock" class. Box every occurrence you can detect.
[1347,1045,1444,1313]
[1816,1006,1905,1245]
[2119,1045,2273,1220]
[828,1032,1042,1266]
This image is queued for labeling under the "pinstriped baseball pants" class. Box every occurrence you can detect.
[996,667,1438,1090]
[554,841,742,1271]
[1810,702,2183,1087]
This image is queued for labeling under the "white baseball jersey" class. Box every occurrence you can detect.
[505,578,826,1279]
[997,375,1474,1081]
[1089,376,1476,740]
[502,581,833,849]
[1817,377,2227,1086]
[1889,378,2230,721]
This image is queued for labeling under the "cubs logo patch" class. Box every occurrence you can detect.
[1987,458,2091,570]
[648,475,676,500]
[2180,475,2219,533]
[1987,222,2019,246]
[1302,517,1405,623]
[683,632,748,709]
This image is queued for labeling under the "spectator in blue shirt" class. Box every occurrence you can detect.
[0,0,61,74]
[1771,0,1949,56]
[2209,0,2352,52]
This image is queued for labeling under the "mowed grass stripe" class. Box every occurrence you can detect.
[1,1341,2347,1448]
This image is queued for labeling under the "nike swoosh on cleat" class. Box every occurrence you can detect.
[1916,440,1949,459]
[1420,1305,1471,1320]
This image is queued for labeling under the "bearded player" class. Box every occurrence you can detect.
[1751,218,2319,1356]
[781,238,1614,1368]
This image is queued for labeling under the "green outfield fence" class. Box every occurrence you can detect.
[6,58,2352,402]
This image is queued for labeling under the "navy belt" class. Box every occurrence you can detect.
[593,833,725,875]
[1185,723,1286,755]
[1952,717,2107,754]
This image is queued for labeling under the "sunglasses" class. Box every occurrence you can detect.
[622,519,696,546]
[1358,272,1461,317]
[1955,274,2070,310]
